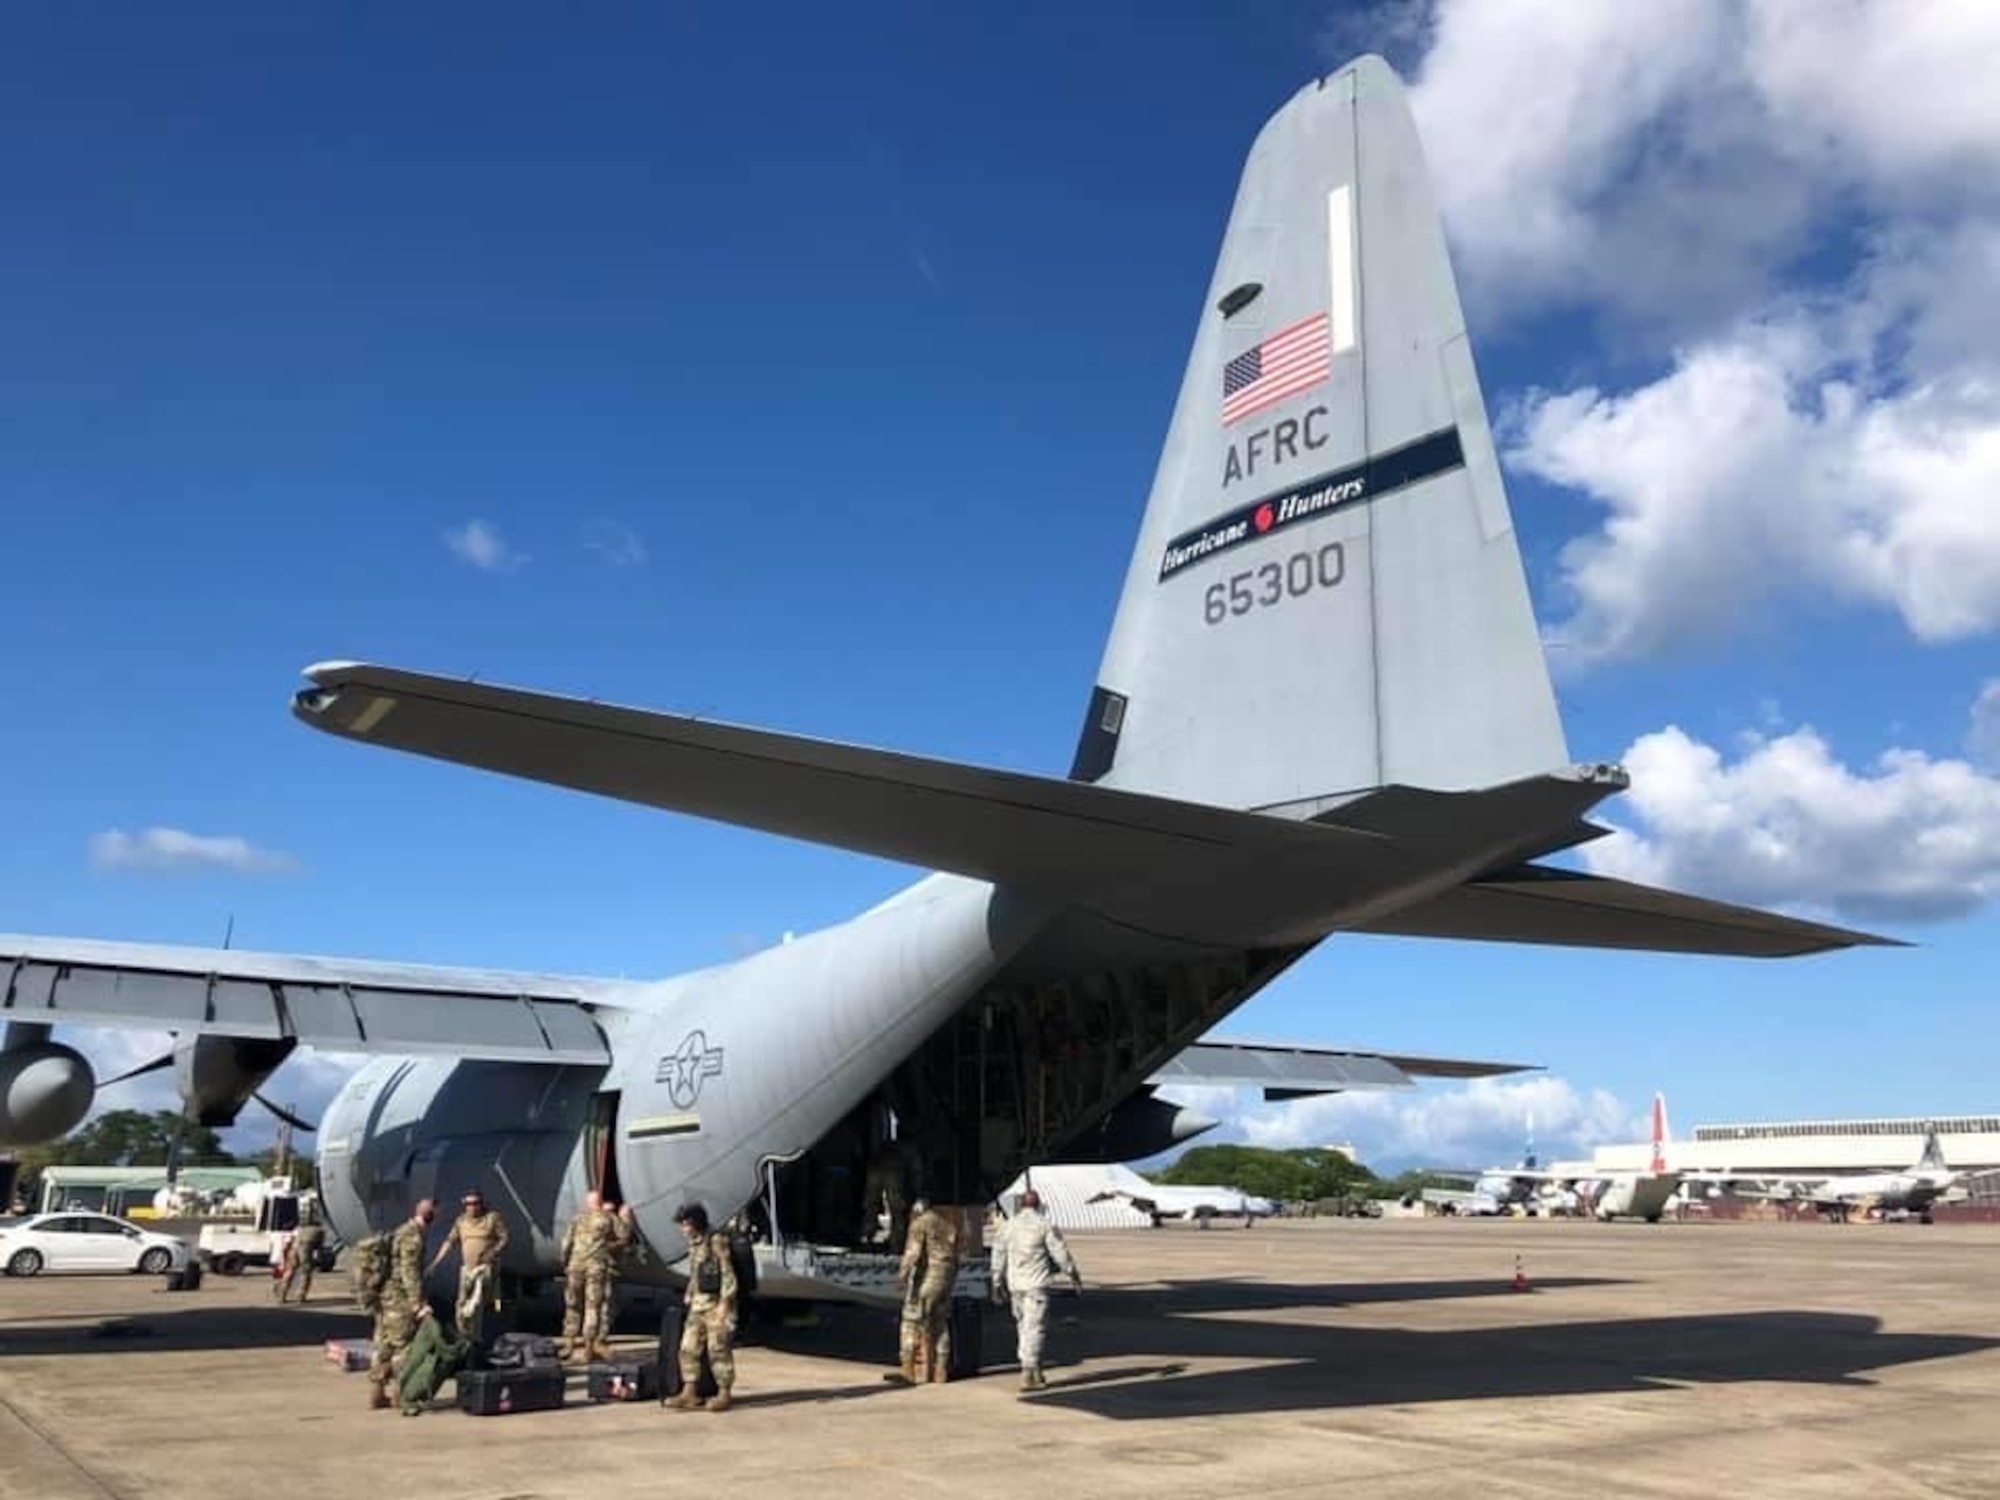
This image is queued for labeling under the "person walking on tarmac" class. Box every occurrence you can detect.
[666,1202,738,1413]
[990,1188,1081,1393]
[276,1201,327,1304]
[428,1189,510,1339]
[892,1197,962,1384]
[557,1190,634,1363]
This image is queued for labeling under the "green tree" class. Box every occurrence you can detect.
[14,1110,234,1183]
[1154,1144,1379,1202]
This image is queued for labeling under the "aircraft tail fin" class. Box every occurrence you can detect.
[1072,54,1567,813]
[1916,1125,1947,1172]
[1649,1092,1670,1175]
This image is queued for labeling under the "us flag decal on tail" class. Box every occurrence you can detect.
[1222,312,1331,425]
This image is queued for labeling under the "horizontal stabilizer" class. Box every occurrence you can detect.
[1350,866,1901,958]
[0,935,619,1063]
[292,661,1423,947]
[1150,1039,1534,1096]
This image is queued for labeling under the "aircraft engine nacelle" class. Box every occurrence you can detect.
[1043,1091,1221,1165]
[176,1034,297,1127]
[0,1041,96,1146]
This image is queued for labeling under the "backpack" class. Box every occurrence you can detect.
[350,1230,394,1313]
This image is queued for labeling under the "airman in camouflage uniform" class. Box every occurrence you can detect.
[557,1190,633,1362]
[894,1197,962,1383]
[276,1203,326,1304]
[990,1188,1080,1393]
[665,1202,737,1413]
[428,1188,511,1338]
[368,1198,436,1411]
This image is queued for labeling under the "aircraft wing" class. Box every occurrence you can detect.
[290,662,1898,957]
[290,660,1401,948]
[0,934,622,1064]
[1348,864,1899,959]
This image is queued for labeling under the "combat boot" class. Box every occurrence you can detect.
[556,1339,579,1362]
[667,1388,701,1411]
[587,1340,615,1363]
[368,1382,392,1411]
[706,1390,733,1413]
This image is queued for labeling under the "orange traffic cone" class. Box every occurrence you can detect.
[1510,1254,1529,1293]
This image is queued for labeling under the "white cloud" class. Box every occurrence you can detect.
[1509,283,2000,662]
[582,519,648,567]
[1160,1075,1631,1174]
[1407,0,2000,330]
[1971,680,2000,770]
[444,519,527,572]
[1376,4,2000,662]
[1583,710,2000,924]
[90,827,297,876]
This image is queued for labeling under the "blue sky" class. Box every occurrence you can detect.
[6,3,1998,1172]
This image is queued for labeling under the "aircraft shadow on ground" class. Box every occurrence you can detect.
[1016,1281,2000,1420]
[5,1277,1994,1422]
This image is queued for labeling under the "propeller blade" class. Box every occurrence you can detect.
[99,1052,175,1088]
[254,1093,320,1135]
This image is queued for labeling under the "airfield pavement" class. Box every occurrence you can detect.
[3,1216,1998,1499]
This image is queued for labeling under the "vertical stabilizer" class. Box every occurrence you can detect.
[1072,55,1567,812]
[1915,1125,1947,1172]
[1649,1093,1669,1174]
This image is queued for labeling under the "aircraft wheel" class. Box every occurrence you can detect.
[7,1248,43,1277]
[138,1247,173,1274]
[1644,1213,1662,1224]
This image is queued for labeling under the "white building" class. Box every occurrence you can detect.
[1581,1113,2000,1203]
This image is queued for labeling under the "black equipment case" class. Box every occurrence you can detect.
[455,1365,567,1416]
[656,1303,719,1401]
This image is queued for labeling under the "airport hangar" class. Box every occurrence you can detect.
[1561,1114,2000,1209]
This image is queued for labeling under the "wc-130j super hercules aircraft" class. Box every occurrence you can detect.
[0,56,1891,1303]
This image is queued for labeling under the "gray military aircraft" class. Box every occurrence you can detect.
[0,55,1894,1306]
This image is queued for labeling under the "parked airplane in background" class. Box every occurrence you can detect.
[1086,1170,1278,1227]
[1464,1122,1551,1216]
[1701,1128,1964,1224]
[1577,1094,1683,1223]
[0,55,1893,1313]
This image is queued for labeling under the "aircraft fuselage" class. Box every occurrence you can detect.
[316,874,1043,1285]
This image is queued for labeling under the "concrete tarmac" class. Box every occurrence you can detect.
[2,1217,1997,1499]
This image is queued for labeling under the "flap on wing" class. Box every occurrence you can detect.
[1150,1039,1535,1096]
[0,935,620,1064]
[1348,865,1901,958]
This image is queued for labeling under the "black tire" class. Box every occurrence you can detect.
[8,1248,43,1277]
[1644,1213,1662,1224]
[138,1247,173,1275]
[215,1251,246,1276]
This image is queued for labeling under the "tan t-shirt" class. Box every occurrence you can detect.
[448,1208,509,1267]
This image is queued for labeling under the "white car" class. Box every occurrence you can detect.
[0,1212,191,1277]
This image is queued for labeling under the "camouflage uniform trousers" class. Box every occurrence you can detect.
[278,1255,315,1304]
[562,1262,616,1345]
[455,1262,497,1337]
[906,1268,955,1374]
[1009,1288,1049,1371]
[368,1296,418,1389]
[680,1302,735,1392]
